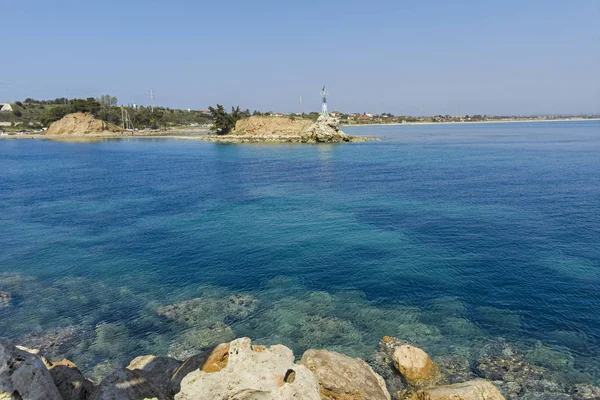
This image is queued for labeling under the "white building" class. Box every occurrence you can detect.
[0,103,13,112]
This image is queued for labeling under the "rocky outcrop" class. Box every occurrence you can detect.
[89,368,168,400]
[299,349,391,400]
[393,344,439,387]
[220,114,373,143]
[405,379,506,400]
[42,358,95,400]
[300,114,354,143]
[0,291,11,308]
[175,337,321,399]
[45,113,122,135]
[0,332,595,400]
[0,338,62,400]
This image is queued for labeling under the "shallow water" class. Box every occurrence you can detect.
[0,121,599,382]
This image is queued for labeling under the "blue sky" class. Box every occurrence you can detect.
[2,1,599,115]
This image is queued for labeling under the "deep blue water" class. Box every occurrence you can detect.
[0,121,599,381]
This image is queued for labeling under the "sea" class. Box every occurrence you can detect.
[0,120,598,383]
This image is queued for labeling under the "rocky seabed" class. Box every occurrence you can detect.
[2,334,599,400]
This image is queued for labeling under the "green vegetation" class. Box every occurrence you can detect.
[1,96,213,131]
[208,104,250,134]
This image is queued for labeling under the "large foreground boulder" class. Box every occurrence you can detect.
[405,379,505,400]
[175,337,320,399]
[0,339,62,400]
[300,349,391,400]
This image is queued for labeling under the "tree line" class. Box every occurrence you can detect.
[3,96,213,129]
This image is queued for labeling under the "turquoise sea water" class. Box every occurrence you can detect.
[0,121,599,383]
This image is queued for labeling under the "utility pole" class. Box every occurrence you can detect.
[121,106,125,129]
[150,89,155,112]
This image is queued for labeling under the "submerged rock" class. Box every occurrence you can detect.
[0,338,62,400]
[475,341,546,382]
[0,291,11,308]
[404,379,505,400]
[21,326,89,362]
[157,294,258,327]
[371,337,407,395]
[300,349,391,400]
[570,383,600,399]
[175,337,320,399]
[168,322,235,360]
[473,340,573,399]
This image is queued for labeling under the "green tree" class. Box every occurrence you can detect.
[41,105,70,126]
[70,98,101,115]
[208,104,243,135]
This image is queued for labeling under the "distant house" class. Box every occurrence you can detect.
[359,114,371,121]
[0,103,13,112]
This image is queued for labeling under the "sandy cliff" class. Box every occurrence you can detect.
[227,114,370,143]
[45,113,122,135]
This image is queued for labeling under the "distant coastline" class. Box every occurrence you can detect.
[342,117,600,128]
[1,118,597,141]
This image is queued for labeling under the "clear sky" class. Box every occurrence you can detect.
[2,0,599,115]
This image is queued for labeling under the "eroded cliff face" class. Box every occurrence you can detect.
[45,113,122,135]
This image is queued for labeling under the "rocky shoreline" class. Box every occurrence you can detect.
[1,273,600,399]
[3,333,599,399]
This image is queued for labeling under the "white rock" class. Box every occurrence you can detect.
[175,337,320,400]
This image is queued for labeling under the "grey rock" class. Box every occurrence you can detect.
[89,368,168,400]
[0,338,62,400]
[43,358,95,400]
[127,355,181,398]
